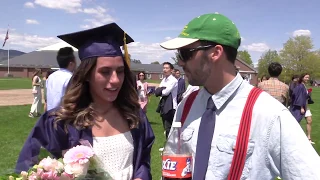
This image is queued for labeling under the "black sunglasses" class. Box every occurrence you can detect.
[177,44,215,62]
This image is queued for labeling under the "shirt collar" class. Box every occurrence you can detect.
[269,77,279,80]
[165,75,173,80]
[59,68,72,74]
[203,73,243,110]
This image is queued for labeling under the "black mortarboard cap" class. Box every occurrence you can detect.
[57,23,134,60]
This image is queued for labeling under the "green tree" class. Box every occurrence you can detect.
[279,35,318,82]
[131,59,142,64]
[257,50,280,78]
[151,61,160,64]
[171,52,179,65]
[304,51,320,79]
[237,50,253,65]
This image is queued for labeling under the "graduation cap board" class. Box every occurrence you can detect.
[57,23,133,65]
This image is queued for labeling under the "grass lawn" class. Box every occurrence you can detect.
[0,97,166,178]
[0,78,32,90]
[146,79,161,84]
[0,78,162,90]
[0,90,319,178]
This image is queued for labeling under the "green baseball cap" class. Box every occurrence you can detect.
[160,13,241,50]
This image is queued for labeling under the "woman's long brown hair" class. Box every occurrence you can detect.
[298,73,309,84]
[54,57,140,132]
[31,69,41,80]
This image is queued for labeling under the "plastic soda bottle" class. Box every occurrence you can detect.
[162,122,192,180]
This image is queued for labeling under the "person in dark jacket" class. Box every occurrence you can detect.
[173,69,186,104]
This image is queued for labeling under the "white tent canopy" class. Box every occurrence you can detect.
[36,41,78,51]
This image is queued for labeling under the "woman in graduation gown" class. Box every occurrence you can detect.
[15,23,155,180]
[289,73,309,123]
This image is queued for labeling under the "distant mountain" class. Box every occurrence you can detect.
[0,49,26,62]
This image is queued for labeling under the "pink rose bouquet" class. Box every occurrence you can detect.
[8,145,111,180]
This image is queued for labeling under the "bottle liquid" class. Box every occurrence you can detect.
[162,122,192,180]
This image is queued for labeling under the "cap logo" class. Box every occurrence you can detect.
[180,25,189,36]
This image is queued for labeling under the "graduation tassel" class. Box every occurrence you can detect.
[123,32,130,68]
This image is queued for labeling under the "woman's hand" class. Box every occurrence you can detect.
[134,179,142,180]
[301,108,305,114]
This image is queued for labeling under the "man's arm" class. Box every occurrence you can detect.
[61,74,72,96]
[284,86,289,107]
[268,109,320,179]
[161,78,178,96]
[133,110,155,179]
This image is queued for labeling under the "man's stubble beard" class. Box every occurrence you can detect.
[188,54,211,86]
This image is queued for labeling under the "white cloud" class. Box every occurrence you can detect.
[27,0,115,29]
[292,29,311,37]
[0,26,173,63]
[127,42,175,63]
[0,29,59,51]
[164,37,172,40]
[242,43,269,52]
[34,0,82,13]
[80,6,115,29]
[141,27,182,32]
[241,37,245,41]
[26,19,39,24]
[80,24,90,29]
[24,2,35,8]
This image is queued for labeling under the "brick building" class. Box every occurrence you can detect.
[0,42,258,85]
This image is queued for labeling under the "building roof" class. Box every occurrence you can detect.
[313,80,320,84]
[0,48,254,75]
[0,50,81,68]
[0,50,184,73]
[236,58,257,73]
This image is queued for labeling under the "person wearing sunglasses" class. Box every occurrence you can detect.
[160,13,320,179]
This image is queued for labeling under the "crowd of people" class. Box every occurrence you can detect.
[18,12,320,179]
[257,62,315,144]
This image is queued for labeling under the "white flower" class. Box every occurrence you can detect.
[64,162,90,177]
[20,171,28,180]
[38,156,63,171]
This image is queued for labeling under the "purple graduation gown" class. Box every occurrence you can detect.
[15,108,155,179]
[289,83,308,123]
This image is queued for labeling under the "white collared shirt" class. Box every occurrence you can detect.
[46,68,72,111]
[182,84,200,99]
[173,73,320,179]
[159,74,178,110]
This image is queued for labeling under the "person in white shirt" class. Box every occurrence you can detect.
[155,62,178,139]
[160,13,320,179]
[46,47,76,111]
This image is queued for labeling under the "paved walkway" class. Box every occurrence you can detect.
[0,83,159,106]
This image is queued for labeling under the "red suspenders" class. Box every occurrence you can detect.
[180,87,263,180]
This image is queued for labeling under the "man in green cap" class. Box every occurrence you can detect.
[161,13,320,179]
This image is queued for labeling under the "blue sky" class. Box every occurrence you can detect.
[0,0,320,65]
